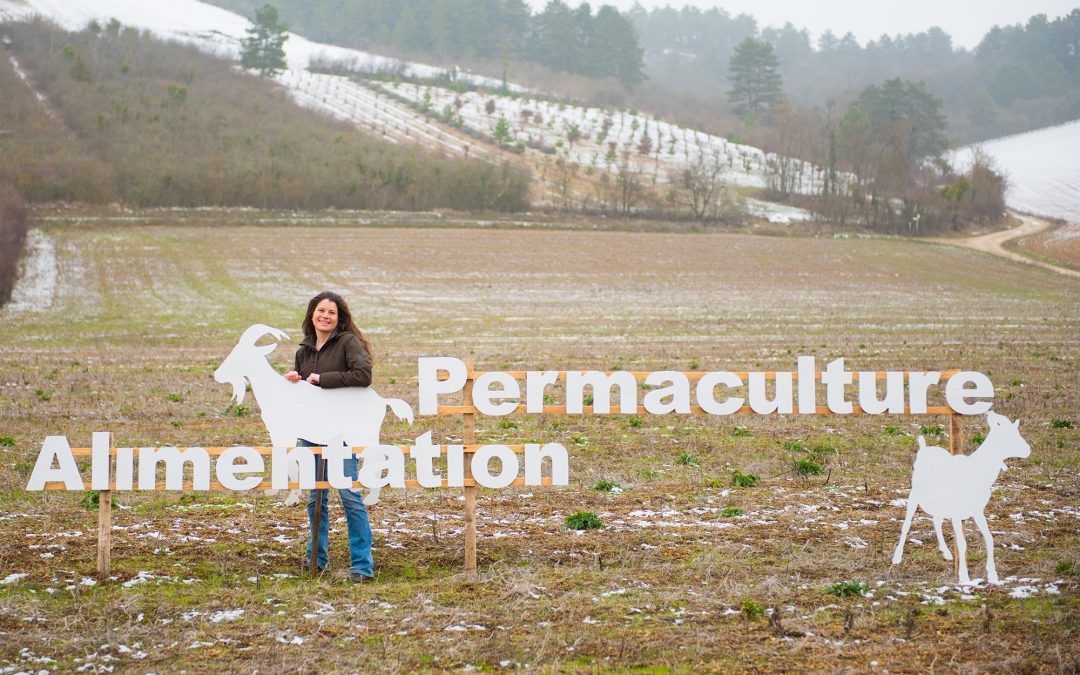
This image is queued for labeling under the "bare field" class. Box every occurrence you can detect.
[1011,221,1080,271]
[1,219,1078,672]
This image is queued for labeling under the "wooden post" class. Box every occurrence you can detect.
[463,358,477,579]
[96,434,112,581]
[309,453,324,577]
[947,412,964,579]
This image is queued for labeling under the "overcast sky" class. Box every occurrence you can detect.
[539,1,1079,50]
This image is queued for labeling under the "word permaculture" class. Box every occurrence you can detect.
[418,356,994,416]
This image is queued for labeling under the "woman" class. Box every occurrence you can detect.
[284,291,375,583]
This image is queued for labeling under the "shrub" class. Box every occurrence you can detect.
[731,470,759,488]
[826,581,868,597]
[564,511,603,530]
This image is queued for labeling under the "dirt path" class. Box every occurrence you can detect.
[934,213,1080,278]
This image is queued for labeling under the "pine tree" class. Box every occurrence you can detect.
[727,37,782,116]
[240,4,289,77]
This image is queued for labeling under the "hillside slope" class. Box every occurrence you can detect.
[0,19,529,210]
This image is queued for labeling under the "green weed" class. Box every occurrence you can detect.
[920,425,944,435]
[80,490,100,509]
[720,507,744,517]
[166,392,184,403]
[731,470,759,488]
[564,511,602,530]
[592,480,622,493]
[0,436,15,446]
[1051,419,1073,429]
[498,419,518,430]
[676,451,700,467]
[741,599,765,619]
[730,426,751,437]
[222,402,250,417]
[34,388,51,402]
[626,416,644,428]
[826,580,868,597]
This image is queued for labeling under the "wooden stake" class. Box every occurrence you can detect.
[96,432,112,581]
[463,358,477,579]
[947,413,964,579]
[309,453,324,578]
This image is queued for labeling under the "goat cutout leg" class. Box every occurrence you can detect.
[892,496,919,565]
[972,511,998,583]
[951,517,970,584]
[932,514,952,561]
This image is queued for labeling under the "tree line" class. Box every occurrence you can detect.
[630,6,1080,144]
[209,0,645,88]
[0,19,530,212]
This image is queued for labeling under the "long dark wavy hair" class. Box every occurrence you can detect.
[302,291,373,360]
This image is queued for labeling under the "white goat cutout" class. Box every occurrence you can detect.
[892,411,1030,584]
[213,324,414,506]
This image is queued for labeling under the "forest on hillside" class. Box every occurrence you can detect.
[210,1,1080,146]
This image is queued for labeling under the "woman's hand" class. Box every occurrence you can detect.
[306,373,320,385]
[284,370,301,383]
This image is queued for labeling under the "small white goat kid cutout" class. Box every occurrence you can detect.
[214,324,414,506]
[892,411,1030,584]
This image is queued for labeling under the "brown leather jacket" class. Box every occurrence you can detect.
[294,329,372,388]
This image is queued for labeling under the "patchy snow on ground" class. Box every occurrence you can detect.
[2,229,56,315]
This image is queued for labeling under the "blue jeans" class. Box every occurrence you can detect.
[300,440,374,576]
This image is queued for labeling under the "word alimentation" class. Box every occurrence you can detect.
[28,432,570,492]
[419,356,994,416]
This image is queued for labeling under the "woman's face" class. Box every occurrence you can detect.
[312,298,339,337]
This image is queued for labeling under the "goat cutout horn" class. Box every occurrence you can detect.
[238,324,288,347]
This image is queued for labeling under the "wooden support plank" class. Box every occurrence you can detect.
[68,444,531,457]
[947,412,964,579]
[47,477,556,491]
[96,433,112,581]
[463,358,478,579]
[438,369,963,381]
[435,404,957,415]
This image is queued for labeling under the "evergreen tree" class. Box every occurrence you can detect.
[727,37,782,116]
[240,4,289,76]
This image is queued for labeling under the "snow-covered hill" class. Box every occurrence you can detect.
[0,0,815,220]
